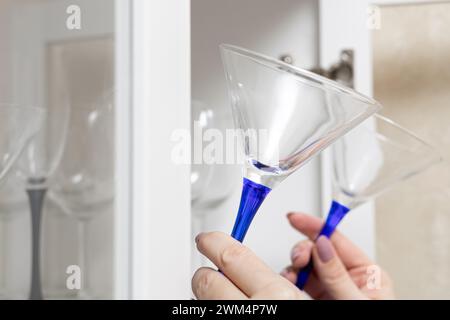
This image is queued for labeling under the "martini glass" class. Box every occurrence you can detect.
[296,114,443,289]
[220,44,381,243]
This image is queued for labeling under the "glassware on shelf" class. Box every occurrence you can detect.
[220,44,381,243]
[47,91,114,299]
[0,104,45,300]
[191,100,239,210]
[16,102,70,300]
[296,114,443,289]
[191,100,215,206]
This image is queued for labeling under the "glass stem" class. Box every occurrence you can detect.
[231,178,271,242]
[296,200,350,290]
[26,188,47,300]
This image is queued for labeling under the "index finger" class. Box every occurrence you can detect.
[196,231,281,297]
[287,212,373,269]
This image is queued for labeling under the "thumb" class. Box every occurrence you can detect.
[312,236,366,300]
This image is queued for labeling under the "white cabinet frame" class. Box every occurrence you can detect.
[115,0,191,299]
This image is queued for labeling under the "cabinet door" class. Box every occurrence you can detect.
[319,0,377,259]
[0,0,117,299]
[319,0,434,260]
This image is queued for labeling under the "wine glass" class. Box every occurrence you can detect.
[47,91,114,299]
[220,44,381,243]
[0,104,45,298]
[16,102,70,300]
[296,114,443,289]
[191,100,238,210]
[191,100,215,206]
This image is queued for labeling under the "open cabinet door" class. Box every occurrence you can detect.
[119,0,191,299]
[318,0,377,259]
[319,0,436,261]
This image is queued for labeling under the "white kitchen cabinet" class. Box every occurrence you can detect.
[0,0,386,299]
[120,0,380,299]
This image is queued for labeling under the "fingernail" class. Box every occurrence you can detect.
[292,251,302,262]
[287,212,294,219]
[291,247,303,261]
[316,236,334,263]
[195,233,203,243]
[280,268,289,277]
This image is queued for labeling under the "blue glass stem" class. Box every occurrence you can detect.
[231,178,271,242]
[295,200,350,290]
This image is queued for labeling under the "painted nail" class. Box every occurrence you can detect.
[316,236,334,263]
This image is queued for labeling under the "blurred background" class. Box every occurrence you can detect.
[0,0,448,299]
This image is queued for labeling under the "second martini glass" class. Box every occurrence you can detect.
[296,114,443,289]
[220,44,381,243]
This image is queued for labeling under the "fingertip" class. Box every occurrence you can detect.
[287,212,313,227]
[191,267,210,293]
[195,232,204,244]
[287,211,305,220]
[291,241,314,268]
[285,271,297,284]
[288,212,323,235]
[286,212,295,219]
[196,231,236,249]
[280,268,297,284]
[195,232,209,250]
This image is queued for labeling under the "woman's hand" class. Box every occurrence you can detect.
[191,212,395,300]
[192,231,305,300]
[282,212,395,300]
